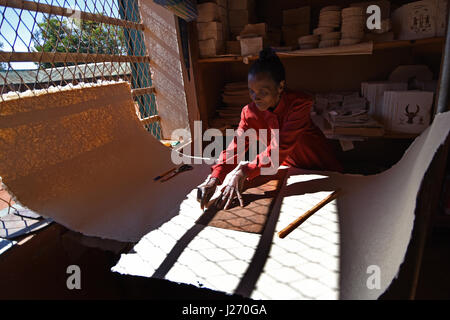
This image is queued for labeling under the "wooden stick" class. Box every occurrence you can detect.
[0,52,150,64]
[153,167,177,181]
[132,87,156,97]
[140,115,160,126]
[278,189,341,239]
[0,0,145,30]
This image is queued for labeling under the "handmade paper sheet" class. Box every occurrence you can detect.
[1,80,448,298]
[0,82,211,242]
[113,111,450,299]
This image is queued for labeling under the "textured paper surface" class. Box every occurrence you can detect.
[1,79,448,298]
[0,82,211,242]
[113,111,450,299]
[112,171,341,299]
[196,171,286,234]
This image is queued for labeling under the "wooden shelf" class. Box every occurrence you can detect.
[198,54,257,64]
[197,37,445,64]
[382,131,420,139]
[373,37,445,50]
[312,114,420,140]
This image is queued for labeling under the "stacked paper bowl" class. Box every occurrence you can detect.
[316,6,341,48]
[340,7,365,46]
[313,26,334,35]
[318,6,341,28]
[319,31,341,48]
[298,35,320,49]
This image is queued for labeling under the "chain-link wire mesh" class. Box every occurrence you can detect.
[0,0,161,138]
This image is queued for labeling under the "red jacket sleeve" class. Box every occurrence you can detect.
[210,107,250,184]
[242,97,312,180]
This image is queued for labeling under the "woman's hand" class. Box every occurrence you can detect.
[197,176,219,210]
[216,166,247,210]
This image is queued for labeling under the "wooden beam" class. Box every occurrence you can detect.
[0,0,145,31]
[132,87,156,97]
[0,51,150,64]
[196,38,445,64]
[140,115,160,126]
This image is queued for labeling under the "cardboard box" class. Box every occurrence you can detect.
[283,6,311,26]
[383,90,434,133]
[218,6,229,40]
[199,39,224,57]
[229,9,256,27]
[197,2,220,22]
[350,0,391,20]
[228,0,254,10]
[350,0,391,32]
[282,24,310,46]
[197,0,227,8]
[240,23,268,37]
[197,22,223,41]
[266,29,282,46]
[230,26,244,38]
[436,0,449,37]
[240,37,263,56]
[392,0,448,40]
[226,40,241,54]
[219,6,228,22]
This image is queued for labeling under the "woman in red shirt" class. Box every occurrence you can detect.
[198,48,343,210]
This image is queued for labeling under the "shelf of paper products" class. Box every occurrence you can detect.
[314,78,436,140]
[209,84,430,139]
[314,91,385,138]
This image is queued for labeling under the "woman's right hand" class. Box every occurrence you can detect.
[197,177,219,210]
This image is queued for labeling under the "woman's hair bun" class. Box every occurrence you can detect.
[249,46,285,84]
[258,47,276,61]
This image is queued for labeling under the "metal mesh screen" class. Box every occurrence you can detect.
[0,0,161,138]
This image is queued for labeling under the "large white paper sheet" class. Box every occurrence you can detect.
[1,80,448,298]
[0,82,211,242]
[113,111,450,299]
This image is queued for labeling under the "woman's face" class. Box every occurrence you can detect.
[248,72,285,111]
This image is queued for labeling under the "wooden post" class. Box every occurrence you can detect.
[119,0,161,139]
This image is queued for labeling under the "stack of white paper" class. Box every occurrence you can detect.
[328,109,381,128]
[382,90,434,133]
[325,108,384,138]
[361,81,407,120]
[314,91,365,114]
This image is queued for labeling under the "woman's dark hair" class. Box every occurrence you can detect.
[248,47,286,85]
